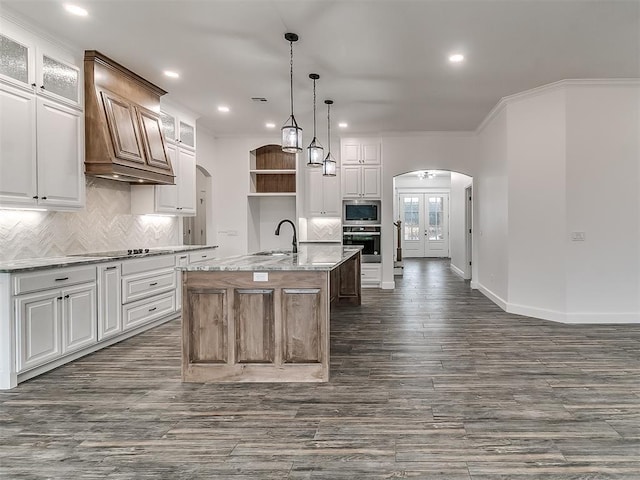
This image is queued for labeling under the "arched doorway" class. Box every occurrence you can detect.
[393,169,473,280]
[183,165,212,245]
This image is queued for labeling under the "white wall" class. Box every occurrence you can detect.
[450,172,473,278]
[475,109,509,306]
[381,133,477,288]
[209,134,284,258]
[506,88,567,319]
[565,83,640,321]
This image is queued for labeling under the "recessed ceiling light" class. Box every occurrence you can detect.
[265,122,276,128]
[217,106,230,113]
[449,53,465,63]
[64,4,88,16]
[338,122,348,128]
[163,70,179,79]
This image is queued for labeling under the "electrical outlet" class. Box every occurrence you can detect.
[571,232,586,242]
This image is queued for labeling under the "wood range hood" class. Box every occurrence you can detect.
[84,50,174,185]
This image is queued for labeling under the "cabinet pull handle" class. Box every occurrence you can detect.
[64,294,70,299]
[55,277,69,281]
[106,266,117,270]
[57,296,63,300]
[202,254,207,258]
[33,195,38,199]
[41,196,47,200]
[149,282,158,286]
[40,85,45,90]
[31,83,37,87]
[180,255,187,259]
[148,307,157,312]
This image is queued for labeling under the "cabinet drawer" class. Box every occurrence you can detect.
[121,254,175,276]
[14,266,96,295]
[122,291,176,330]
[189,249,215,263]
[361,265,381,283]
[122,269,176,304]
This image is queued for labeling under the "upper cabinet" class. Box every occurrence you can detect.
[304,168,340,217]
[340,138,381,199]
[131,102,198,216]
[160,106,196,151]
[0,26,81,109]
[84,51,174,185]
[341,139,380,165]
[0,21,84,210]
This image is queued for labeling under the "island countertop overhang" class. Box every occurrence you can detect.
[177,245,362,272]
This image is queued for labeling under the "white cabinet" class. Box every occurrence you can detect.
[341,139,380,165]
[0,26,81,109]
[14,266,97,373]
[340,138,381,199]
[0,22,84,210]
[120,255,176,331]
[175,253,189,311]
[131,123,197,216]
[361,264,382,288]
[342,165,381,199]
[305,168,341,217]
[97,263,122,341]
[160,105,196,151]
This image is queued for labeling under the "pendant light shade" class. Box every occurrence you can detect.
[322,99,337,177]
[281,33,302,153]
[307,73,324,166]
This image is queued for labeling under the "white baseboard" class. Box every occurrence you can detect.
[480,292,640,324]
[477,283,508,310]
[381,281,395,290]
[450,264,465,279]
[470,280,479,289]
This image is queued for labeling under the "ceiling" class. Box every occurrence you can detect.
[3,1,639,136]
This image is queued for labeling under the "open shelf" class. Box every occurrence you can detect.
[249,145,296,194]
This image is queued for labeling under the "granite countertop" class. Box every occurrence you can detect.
[178,245,362,272]
[0,245,218,273]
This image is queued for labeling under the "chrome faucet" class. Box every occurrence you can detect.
[275,219,298,253]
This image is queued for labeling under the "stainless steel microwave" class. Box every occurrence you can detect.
[343,200,381,225]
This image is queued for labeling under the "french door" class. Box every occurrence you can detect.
[399,193,449,257]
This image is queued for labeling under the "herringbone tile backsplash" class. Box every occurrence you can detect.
[0,178,179,261]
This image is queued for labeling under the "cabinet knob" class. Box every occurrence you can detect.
[40,85,45,90]
[57,296,63,300]
[64,294,70,299]
[31,83,37,88]
[32,195,38,199]
[41,196,47,200]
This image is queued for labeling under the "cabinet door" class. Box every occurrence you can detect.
[62,283,97,353]
[137,105,173,172]
[305,168,325,216]
[361,166,381,198]
[322,174,341,216]
[178,119,196,150]
[361,142,380,165]
[0,31,35,88]
[155,143,179,213]
[341,141,361,165]
[98,264,122,341]
[177,148,196,214]
[100,90,145,165]
[175,254,189,311]
[160,110,177,145]
[37,47,81,108]
[0,83,37,206]
[16,290,61,372]
[36,97,84,209]
[342,165,362,198]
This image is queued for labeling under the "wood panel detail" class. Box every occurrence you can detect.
[100,90,144,164]
[256,174,296,193]
[185,288,227,363]
[282,289,322,363]
[255,144,295,170]
[234,289,275,364]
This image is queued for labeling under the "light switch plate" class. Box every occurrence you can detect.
[253,272,268,282]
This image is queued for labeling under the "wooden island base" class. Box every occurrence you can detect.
[181,250,361,383]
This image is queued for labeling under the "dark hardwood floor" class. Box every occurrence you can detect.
[2,258,640,479]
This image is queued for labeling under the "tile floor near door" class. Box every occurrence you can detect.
[1,259,640,479]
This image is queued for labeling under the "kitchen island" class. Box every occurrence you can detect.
[178,245,362,383]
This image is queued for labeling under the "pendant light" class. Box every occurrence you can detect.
[322,99,337,176]
[281,33,302,153]
[307,73,324,166]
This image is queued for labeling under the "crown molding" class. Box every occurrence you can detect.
[476,78,640,134]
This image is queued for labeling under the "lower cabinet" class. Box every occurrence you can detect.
[97,263,122,341]
[16,281,96,372]
[361,264,382,288]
